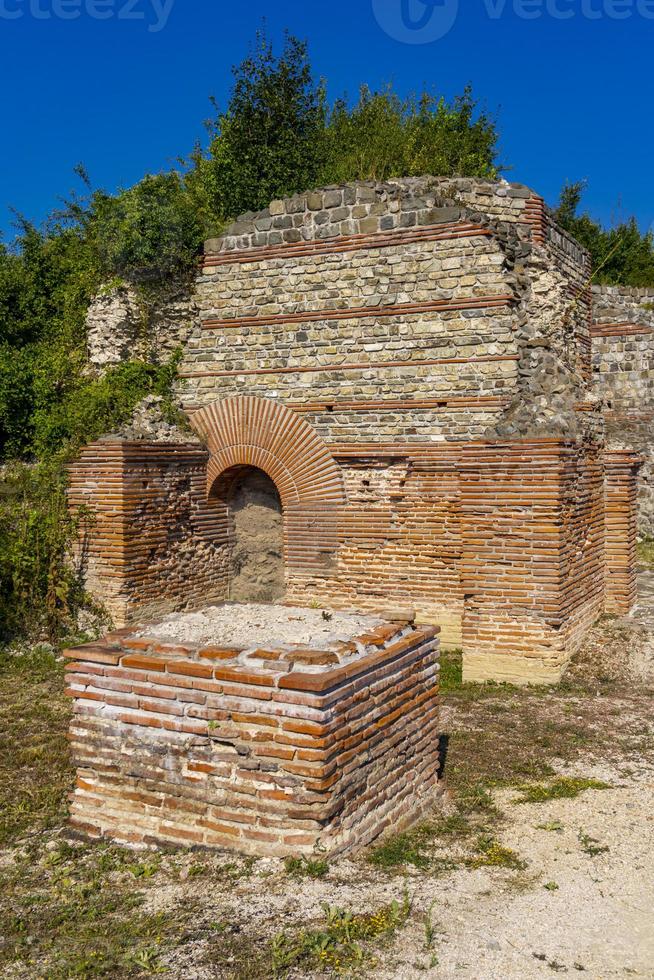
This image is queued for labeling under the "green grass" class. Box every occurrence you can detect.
[439,649,463,690]
[512,777,611,805]
[0,645,73,845]
[637,536,654,569]
[283,855,329,879]
[368,783,506,872]
[271,896,410,976]
[368,826,435,870]
[0,842,194,978]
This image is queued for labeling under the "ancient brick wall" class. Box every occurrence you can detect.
[592,285,654,533]
[65,620,441,857]
[68,441,228,626]
[604,451,642,612]
[460,441,605,683]
[70,179,643,685]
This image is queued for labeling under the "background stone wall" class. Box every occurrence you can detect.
[592,285,654,534]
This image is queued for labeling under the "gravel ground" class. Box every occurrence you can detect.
[133,603,383,650]
[144,761,654,980]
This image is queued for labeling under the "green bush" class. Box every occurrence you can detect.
[322,85,499,185]
[554,181,654,287]
[202,32,326,221]
[0,462,86,641]
[90,173,203,284]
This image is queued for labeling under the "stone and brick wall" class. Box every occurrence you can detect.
[591,285,654,534]
[68,178,643,686]
[604,451,642,612]
[180,177,592,445]
[65,618,441,857]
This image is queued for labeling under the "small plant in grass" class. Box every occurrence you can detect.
[368,827,433,870]
[283,855,329,879]
[187,862,207,877]
[128,859,160,879]
[578,830,609,857]
[423,901,439,949]
[439,649,463,690]
[544,881,560,891]
[536,821,565,832]
[466,835,526,871]
[271,894,410,976]
[637,536,654,568]
[512,777,610,805]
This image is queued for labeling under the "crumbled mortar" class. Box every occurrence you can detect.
[113,395,199,444]
[133,603,384,651]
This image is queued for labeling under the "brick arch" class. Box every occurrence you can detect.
[188,395,345,507]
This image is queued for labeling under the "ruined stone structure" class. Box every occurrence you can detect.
[591,285,654,535]
[66,611,441,856]
[70,177,643,686]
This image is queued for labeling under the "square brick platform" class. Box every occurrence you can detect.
[65,607,441,857]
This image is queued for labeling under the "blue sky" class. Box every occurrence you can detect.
[0,0,652,242]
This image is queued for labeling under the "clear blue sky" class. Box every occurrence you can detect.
[1,0,652,242]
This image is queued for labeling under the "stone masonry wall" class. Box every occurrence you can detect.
[86,285,197,372]
[179,177,593,447]
[65,619,441,857]
[592,285,654,534]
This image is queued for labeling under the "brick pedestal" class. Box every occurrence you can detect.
[65,615,440,857]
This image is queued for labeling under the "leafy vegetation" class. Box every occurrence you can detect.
[578,830,610,857]
[512,776,610,805]
[554,181,654,287]
[271,896,410,976]
[321,84,499,185]
[283,855,329,879]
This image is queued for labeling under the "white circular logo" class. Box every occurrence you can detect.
[372,0,459,44]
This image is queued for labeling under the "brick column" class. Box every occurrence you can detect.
[460,440,605,685]
[603,450,642,614]
[68,439,227,626]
